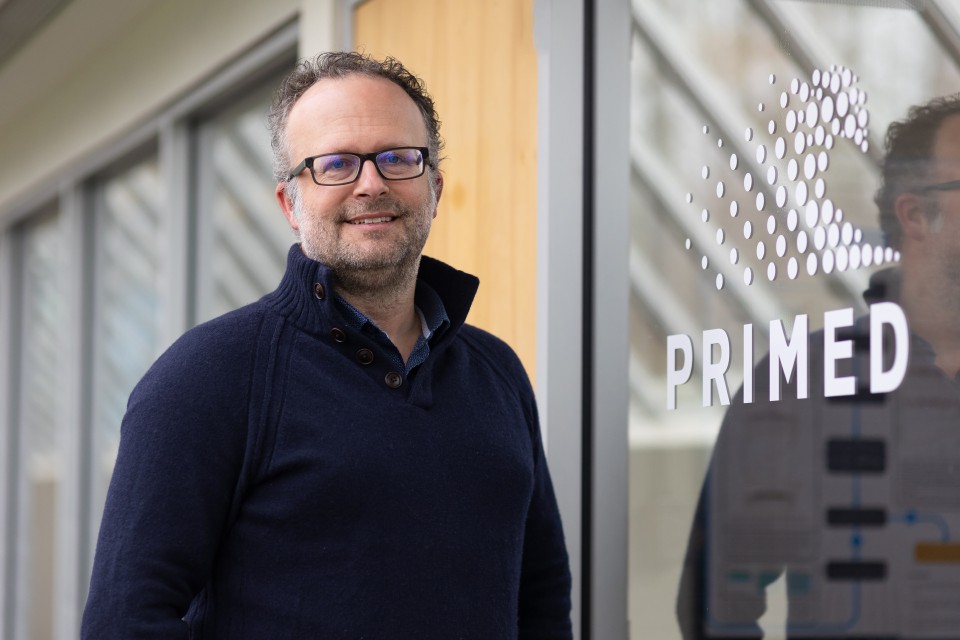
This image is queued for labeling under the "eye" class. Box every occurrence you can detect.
[380,151,403,165]
[320,155,350,171]
[375,149,424,178]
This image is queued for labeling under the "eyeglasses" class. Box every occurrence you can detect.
[287,147,429,186]
[917,179,960,193]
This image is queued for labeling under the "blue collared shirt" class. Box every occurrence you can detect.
[333,281,450,374]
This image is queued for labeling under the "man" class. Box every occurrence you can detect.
[82,52,572,639]
[677,95,960,639]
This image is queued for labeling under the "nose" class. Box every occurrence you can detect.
[352,157,389,198]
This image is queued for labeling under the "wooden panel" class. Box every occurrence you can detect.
[354,0,538,381]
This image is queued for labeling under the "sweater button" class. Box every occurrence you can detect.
[384,371,403,388]
[356,348,374,365]
[313,283,326,300]
[330,327,347,343]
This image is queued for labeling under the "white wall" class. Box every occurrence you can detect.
[0,0,314,222]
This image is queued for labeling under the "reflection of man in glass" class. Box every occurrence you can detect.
[677,95,960,639]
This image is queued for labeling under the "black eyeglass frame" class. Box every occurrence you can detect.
[287,147,431,186]
[916,179,960,193]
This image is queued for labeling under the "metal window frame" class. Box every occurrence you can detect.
[54,182,89,639]
[0,227,18,640]
[534,0,586,631]
[589,1,630,638]
[534,0,630,637]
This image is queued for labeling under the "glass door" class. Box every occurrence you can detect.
[625,2,960,638]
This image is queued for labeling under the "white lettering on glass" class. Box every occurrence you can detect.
[823,307,855,397]
[870,302,908,393]
[666,334,694,410]
[742,323,753,404]
[664,303,910,410]
[702,329,731,407]
[769,315,808,402]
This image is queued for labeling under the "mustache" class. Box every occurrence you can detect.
[336,196,407,222]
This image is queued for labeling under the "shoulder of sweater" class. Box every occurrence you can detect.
[457,322,521,360]
[455,323,533,391]
[167,299,278,355]
[133,301,280,401]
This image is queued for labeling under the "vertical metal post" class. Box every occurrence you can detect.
[534,0,586,635]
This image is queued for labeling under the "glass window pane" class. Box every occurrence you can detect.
[15,209,61,640]
[627,2,960,638]
[195,81,291,322]
[89,156,164,557]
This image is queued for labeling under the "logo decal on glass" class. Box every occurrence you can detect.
[683,66,900,292]
[667,67,911,411]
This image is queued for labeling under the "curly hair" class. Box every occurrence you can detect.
[268,51,444,185]
[875,94,960,248]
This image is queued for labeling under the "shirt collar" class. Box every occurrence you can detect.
[333,279,449,343]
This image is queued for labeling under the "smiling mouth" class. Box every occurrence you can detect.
[348,216,395,225]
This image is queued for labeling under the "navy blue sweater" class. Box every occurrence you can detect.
[82,246,572,639]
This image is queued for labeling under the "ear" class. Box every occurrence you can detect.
[894,192,933,243]
[432,171,444,219]
[276,181,300,231]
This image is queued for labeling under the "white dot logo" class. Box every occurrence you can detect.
[684,66,900,291]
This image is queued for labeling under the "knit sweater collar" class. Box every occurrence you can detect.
[263,244,480,345]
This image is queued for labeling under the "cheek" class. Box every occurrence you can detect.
[298,191,343,222]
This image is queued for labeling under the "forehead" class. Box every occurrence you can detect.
[285,75,427,155]
[932,114,960,162]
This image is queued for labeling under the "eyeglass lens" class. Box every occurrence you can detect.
[312,148,424,184]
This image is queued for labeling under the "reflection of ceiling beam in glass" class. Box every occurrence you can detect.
[746,0,818,85]
[103,172,162,267]
[213,245,263,312]
[102,219,158,299]
[21,224,60,455]
[212,200,281,298]
[228,114,275,177]
[92,162,163,451]
[631,135,786,326]
[210,128,291,304]
[630,247,703,347]
[101,173,162,346]
[631,1,762,188]
[629,350,663,415]
[745,0,884,165]
[917,1,960,68]
[628,246,703,413]
[217,126,290,249]
[631,0,870,315]
[103,304,155,361]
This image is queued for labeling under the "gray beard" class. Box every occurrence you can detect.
[333,249,422,300]
[294,192,433,299]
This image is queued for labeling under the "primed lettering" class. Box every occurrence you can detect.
[871,302,908,393]
[665,303,909,410]
[702,329,731,408]
[769,314,808,402]
[666,334,694,410]
[824,307,855,398]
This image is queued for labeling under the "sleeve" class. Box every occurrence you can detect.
[517,386,574,640]
[80,319,259,639]
[677,355,803,639]
[676,466,764,640]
